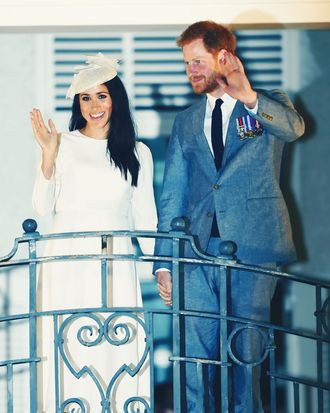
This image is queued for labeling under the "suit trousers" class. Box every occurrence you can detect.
[183,237,277,413]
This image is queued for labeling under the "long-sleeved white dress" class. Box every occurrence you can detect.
[33,130,157,413]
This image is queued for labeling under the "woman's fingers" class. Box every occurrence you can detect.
[30,109,59,155]
[30,111,43,140]
[30,109,45,137]
[31,109,40,129]
[48,118,58,138]
[36,109,47,130]
[30,109,58,139]
[30,114,38,136]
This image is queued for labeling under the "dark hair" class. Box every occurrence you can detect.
[69,76,140,186]
[177,20,236,55]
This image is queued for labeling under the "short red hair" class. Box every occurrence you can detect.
[177,21,236,55]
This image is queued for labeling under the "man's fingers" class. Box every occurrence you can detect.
[157,282,172,306]
[219,51,242,74]
[158,283,171,293]
[160,294,172,306]
[156,270,173,306]
[158,286,172,299]
[235,56,244,72]
[158,290,171,298]
[216,75,228,89]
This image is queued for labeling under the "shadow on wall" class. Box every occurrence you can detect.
[290,29,330,278]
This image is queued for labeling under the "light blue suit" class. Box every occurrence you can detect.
[154,90,305,412]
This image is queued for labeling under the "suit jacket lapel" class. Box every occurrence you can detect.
[191,97,217,179]
[190,98,248,182]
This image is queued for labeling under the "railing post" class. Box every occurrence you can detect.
[148,312,155,413]
[22,219,39,413]
[101,235,109,308]
[218,241,236,413]
[315,285,324,413]
[268,328,277,413]
[6,363,13,413]
[170,217,188,413]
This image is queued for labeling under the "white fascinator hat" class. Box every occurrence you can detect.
[66,52,119,99]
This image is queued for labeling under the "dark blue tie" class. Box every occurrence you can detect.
[210,98,223,237]
[211,98,224,170]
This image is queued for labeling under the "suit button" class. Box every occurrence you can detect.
[207,212,213,218]
[213,184,220,190]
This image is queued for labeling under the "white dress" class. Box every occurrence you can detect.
[33,130,157,413]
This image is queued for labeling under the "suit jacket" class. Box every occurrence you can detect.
[154,89,305,270]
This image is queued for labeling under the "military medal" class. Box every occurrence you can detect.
[236,117,246,139]
[236,115,263,140]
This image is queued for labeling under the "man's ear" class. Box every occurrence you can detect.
[217,49,227,65]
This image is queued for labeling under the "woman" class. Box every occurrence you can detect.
[31,53,157,412]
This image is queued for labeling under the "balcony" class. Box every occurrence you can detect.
[0,218,329,412]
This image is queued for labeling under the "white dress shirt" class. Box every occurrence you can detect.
[205,93,237,151]
[205,93,259,155]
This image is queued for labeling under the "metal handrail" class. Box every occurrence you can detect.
[0,218,329,413]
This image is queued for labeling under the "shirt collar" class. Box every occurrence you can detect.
[206,93,237,112]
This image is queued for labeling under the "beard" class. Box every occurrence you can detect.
[190,71,220,94]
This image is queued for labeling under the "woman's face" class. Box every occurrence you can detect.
[79,84,112,135]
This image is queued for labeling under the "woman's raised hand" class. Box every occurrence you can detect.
[30,108,60,155]
[30,108,61,179]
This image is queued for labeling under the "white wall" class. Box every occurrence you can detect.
[0,34,39,255]
[0,36,38,410]
[0,0,329,28]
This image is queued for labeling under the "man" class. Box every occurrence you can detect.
[154,21,305,412]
